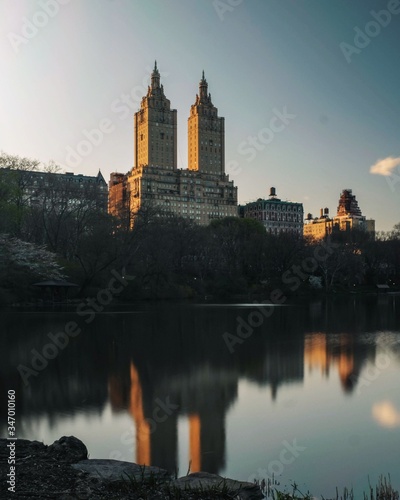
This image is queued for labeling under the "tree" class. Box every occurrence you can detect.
[263,231,305,286]
[73,213,120,294]
[0,152,40,236]
[389,222,400,240]
[201,217,268,294]
[0,234,64,302]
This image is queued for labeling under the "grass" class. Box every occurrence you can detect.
[362,475,399,500]
[104,467,399,500]
[110,464,236,499]
[254,475,399,500]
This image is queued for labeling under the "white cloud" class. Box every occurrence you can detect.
[370,156,400,176]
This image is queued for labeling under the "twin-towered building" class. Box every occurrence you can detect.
[108,62,238,224]
[107,63,375,239]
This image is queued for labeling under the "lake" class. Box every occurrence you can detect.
[1,295,399,498]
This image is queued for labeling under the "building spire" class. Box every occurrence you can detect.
[151,60,160,90]
[199,70,208,102]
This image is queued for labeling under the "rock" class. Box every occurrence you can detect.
[0,438,46,461]
[0,438,86,500]
[72,458,169,484]
[1,436,263,499]
[47,435,88,463]
[172,471,263,500]
[71,461,263,499]
[0,436,87,464]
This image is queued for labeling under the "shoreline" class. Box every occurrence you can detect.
[1,436,399,499]
[0,436,263,499]
[2,287,400,309]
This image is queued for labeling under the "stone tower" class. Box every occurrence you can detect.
[109,64,238,225]
[337,189,362,217]
[134,61,177,170]
[188,71,225,175]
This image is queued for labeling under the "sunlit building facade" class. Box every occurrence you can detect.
[108,63,238,224]
[303,189,375,240]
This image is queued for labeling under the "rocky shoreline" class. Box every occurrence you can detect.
[0,436,263,499]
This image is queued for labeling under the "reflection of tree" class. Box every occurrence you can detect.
[1,298,396,472]
[0,313,110,431]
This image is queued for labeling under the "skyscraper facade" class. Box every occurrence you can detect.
[109,63,238,225]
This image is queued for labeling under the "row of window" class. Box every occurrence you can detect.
[247,204,303,212]
[145,192,236,205]
[249,213,302,222]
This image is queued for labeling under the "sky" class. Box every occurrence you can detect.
[0,0,399,231]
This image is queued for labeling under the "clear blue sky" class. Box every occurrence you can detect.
[1,0,399,230]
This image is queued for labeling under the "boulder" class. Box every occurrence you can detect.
[72,458,169,483]
[171,471,264,500]
[0,437,263,499]
[47,435,88,463]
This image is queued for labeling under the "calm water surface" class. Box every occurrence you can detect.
[1,296,400,497]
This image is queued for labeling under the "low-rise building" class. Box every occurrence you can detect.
[239,187,304,235]
[0,168,108,212]
[303,189,375,240]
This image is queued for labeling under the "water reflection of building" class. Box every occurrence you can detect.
[107,325,307,472]
[116,361,237,473]
[129,364,151,466]
[241,338,304,400]
[2,300,391,473]
[105,304,310,473]
[304,332,371,393]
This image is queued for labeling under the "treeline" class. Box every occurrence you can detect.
[101,213,400,299]
[0,153,399,303]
